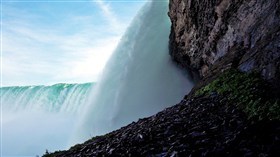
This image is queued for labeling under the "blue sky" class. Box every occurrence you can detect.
[1,0,147,86]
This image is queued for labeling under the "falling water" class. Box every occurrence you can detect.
[73,0,194,143]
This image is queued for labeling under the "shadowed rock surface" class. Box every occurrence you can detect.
[168,0,280,90]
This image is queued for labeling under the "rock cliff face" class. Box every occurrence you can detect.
[168,0,280,88]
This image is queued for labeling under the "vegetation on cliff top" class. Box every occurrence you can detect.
[195,69,280,120]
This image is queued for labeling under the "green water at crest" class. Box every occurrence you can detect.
[0,82,95,113]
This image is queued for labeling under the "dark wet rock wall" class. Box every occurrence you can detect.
[168,0,280,90]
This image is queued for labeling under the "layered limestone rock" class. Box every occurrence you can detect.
[168,0,280,89]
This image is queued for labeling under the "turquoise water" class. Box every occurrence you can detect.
[1,83,95,156]
[1,83,94,113]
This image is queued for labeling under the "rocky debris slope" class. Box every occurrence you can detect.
[44,70,280,157]
[44,96,280,157]
[168,0,280,89]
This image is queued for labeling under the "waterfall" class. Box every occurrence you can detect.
[1,0,194,156]
[1,83,94,156]
[1,83,94,113]
[73,0,194,142]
